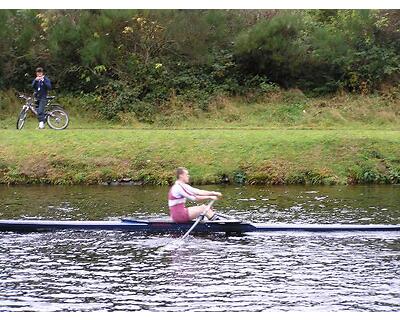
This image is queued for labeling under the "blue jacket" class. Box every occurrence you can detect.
[32,76,52,99]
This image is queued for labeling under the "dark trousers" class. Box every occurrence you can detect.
[36,98,47,122]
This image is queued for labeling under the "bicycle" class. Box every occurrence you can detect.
[16,94,69,130]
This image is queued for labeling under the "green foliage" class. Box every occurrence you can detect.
[235,9,400,94]
[94,80,157,122]
[347,163,389,184]
[0,9,399,120]
[389,167,400,183]
[235,13,308,88]
[233,171,246,184]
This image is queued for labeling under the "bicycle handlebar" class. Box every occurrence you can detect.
[17,94,31,101]
[17,93,56,101]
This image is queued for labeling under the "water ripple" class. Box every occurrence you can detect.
[1,185,400,311]
[1,230,399,311]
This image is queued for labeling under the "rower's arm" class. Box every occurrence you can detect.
[194,195,217,201]
[178,183,221,200]
[194,189,221,197]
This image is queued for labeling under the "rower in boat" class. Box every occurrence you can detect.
[168,167,222,223]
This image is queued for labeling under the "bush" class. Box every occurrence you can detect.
[94,81,157,122]
[234,13,308,88]
[1,9,400,116]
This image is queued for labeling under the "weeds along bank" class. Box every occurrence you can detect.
[0,129,399,186]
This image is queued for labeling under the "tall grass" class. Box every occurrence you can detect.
[1,89,400,129]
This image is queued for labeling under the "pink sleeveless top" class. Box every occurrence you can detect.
[168,182,200,222]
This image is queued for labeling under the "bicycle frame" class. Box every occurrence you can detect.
[25,101,38,116]
[20,96,51,117]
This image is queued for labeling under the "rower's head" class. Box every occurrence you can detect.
[176,167,190,183]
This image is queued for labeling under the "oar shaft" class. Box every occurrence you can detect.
[181,199,215,239]
[214,212,236,220]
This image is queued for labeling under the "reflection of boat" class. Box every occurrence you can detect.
[0,218,399,234]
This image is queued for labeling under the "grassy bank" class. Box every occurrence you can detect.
[0,129,399,185]
[1,90,399,186]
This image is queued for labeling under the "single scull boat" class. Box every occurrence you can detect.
[0,218,399,234]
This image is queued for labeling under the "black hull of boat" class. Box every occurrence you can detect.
[0,219,399,234]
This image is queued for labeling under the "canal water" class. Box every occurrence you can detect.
[0,185,399,311]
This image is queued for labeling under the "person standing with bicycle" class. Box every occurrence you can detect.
[32,67,52,129]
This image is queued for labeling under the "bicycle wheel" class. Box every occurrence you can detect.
[46,105,69,130]
[16,109,28,130]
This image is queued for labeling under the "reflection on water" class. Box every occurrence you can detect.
[1,184,400,224]
[0,185,399,311]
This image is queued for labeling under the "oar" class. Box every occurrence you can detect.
[181,199,216,240]
[212,212,238,221]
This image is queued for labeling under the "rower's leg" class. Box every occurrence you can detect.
[187,205,215,220]
[205,208,215,220]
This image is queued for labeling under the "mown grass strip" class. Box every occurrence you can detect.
[1,129,399,185]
